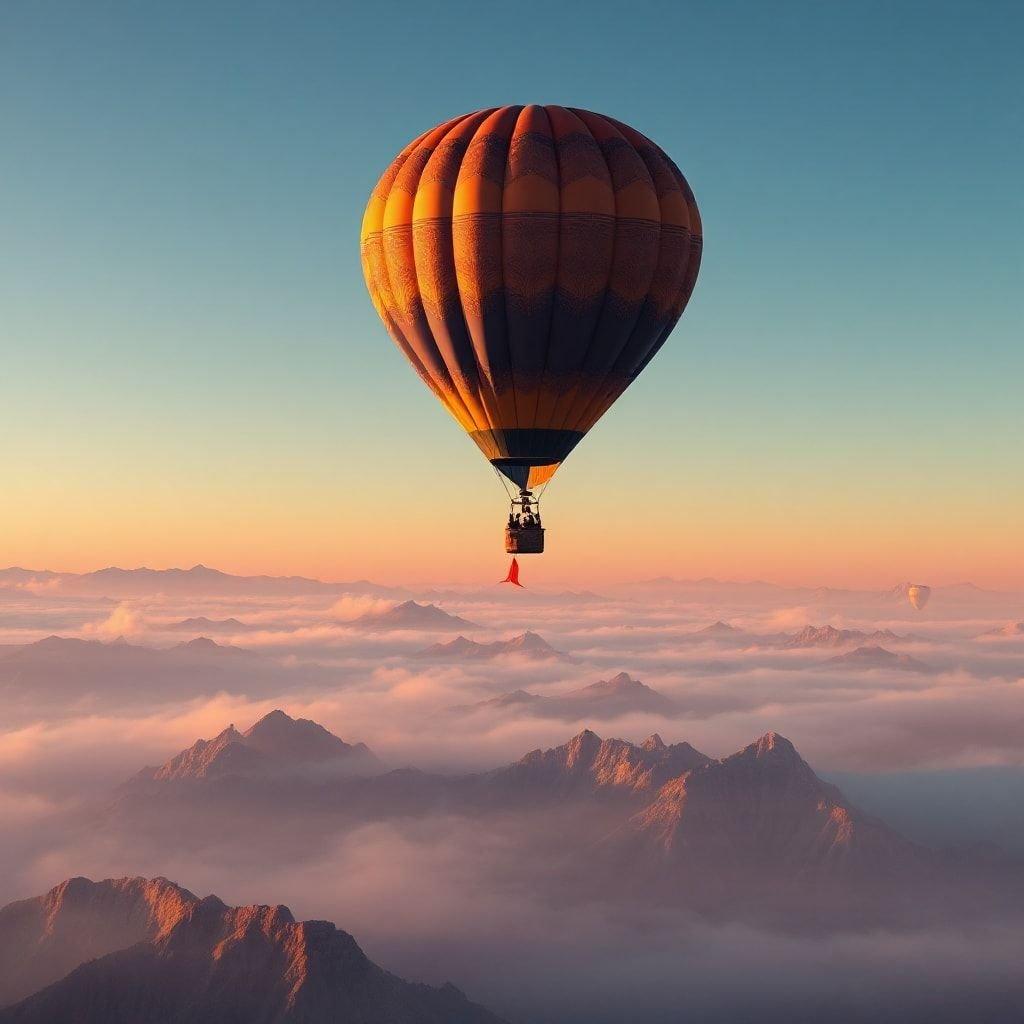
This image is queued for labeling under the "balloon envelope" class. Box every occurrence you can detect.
[907,584,931,610]
[361,106,702,490]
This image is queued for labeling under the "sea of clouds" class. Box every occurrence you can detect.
[1,571,1022,1021]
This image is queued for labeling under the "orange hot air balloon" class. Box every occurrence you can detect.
[361,106,702,555]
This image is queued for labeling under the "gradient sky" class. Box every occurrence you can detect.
[1,0,1021,587]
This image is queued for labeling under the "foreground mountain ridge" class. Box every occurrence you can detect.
[0,876,194,1007]
[0,877,505,1023]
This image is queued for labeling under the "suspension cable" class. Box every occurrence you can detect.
[491,465,515,503]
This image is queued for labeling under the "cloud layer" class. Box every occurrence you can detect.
[1,570,1022,1021]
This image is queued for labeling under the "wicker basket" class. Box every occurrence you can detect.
[505,526,545,554]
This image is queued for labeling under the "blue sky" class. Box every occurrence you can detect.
[1,1,1020,584]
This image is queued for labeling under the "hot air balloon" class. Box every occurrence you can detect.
[360,106,702,557]
[907,584,931,611]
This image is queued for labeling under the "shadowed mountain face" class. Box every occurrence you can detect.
[0,878,505,1023]
[595,733,965,922]
[417,631,569,661]
[354,601,479,632]
[624,733,919,873]
[450,673,679,720]
[132,710,381,783]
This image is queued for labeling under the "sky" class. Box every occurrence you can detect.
[1,0,1021,587]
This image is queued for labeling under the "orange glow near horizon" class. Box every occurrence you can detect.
[3,476,1020,591]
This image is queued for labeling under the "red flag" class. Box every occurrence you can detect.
[500,557,524,587]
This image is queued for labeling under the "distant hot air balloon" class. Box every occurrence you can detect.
[907,584,931,611]
[361,106,702,560]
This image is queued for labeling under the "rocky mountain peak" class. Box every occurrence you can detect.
[749,731,800,761]
[565,729,603,767]
[606,671,637,687]
[138,712,378,784]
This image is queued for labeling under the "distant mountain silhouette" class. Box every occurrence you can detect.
[0,633,252,673]
[783,625,904,648]
[0,565,404,599]
[614,577,1023,608]
[627,578,787,596]
[353,600,479,632]
[0,635,284,718]
[3,635,251,664]
[0,877,504,1023]
[166,616,258,633]
[980,621,1024,637]
[0,568,66,587]
[825,645,933,672]
[130,710,381,784]
[450,673,678,720]
[416,631,569,661]
[453,689,545,712]
[418,586,606,605]
[691,620,747,638]
[172,636,252,656]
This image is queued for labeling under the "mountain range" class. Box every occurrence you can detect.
[449,672,678,720]
[622,577,1022,608]
[674,621,924,650]
[682,621,759,643]
[0,877,504,1022]
[165,616,259,634]
[98,712,1016,924]
[825,645,934,673]
[5,731,1020,1023]
[782,625,905,648]
[353,601,479,632]
[0,565,405,599]
[130,710,381,784]
[416,631,569,661]
[4,566,1019,612]
[0,635,298,721]
[981,621,1024,637]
